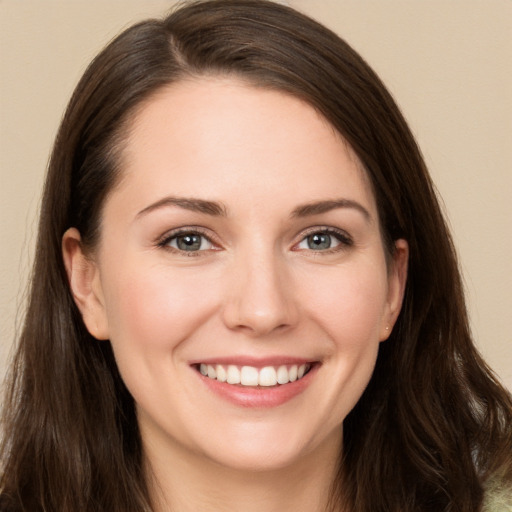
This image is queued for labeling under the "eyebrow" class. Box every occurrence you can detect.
[135,196,370,222]
[136,196,227,218]
[291,199,371,222]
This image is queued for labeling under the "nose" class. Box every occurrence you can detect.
[221,249,299,337]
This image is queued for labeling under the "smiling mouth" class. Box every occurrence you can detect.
[195,363,313,387]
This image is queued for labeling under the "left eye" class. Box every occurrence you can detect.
[166,233,214,252]
[297,231,345,251]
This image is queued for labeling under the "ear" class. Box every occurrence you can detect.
[379,238,408,341]
[62,228,109,340]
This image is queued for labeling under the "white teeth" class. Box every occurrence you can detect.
[226,365,241,384]
[259,366,277,386]
[199,363,311,387]
[276,365,289,384]
[216,364,227,382]
[241,366,259,386]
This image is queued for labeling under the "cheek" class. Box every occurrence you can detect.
[101,262,220,354]
[304,261,388,416]
[300,260,389,347]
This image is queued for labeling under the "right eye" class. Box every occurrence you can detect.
[160,231,215,253]
[297,231,341,251]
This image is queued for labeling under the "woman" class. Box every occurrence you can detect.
[1,1,511,510]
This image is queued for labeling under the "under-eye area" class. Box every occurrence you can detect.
[195,363,316,387]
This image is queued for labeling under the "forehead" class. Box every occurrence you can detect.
[112,77,376,218]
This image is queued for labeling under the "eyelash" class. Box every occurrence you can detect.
[294,227,353,254]
[156,226,353,255]
[156,227,218,256]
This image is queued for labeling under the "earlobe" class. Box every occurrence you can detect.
[380,238,408,341]
[62,228,109,340]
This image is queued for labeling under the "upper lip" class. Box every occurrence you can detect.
[189,356,315,368]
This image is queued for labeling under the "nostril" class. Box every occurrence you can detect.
[222,298,298,336]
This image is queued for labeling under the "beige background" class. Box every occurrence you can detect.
[1,1,511,390]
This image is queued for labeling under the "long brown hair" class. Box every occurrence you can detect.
[2,1,511,511]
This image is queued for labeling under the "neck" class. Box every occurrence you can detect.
[144,429,343,512]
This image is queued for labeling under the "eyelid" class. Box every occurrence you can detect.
[156,226,221,252]
[292,226,353,251]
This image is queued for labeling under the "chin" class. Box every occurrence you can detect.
[192,418,341,474]
[202,440,311,473]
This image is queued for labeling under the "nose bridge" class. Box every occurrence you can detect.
[222,242,297,336]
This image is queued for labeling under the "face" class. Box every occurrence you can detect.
[64,77,407,473]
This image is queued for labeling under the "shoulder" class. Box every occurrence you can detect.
[482,477,512,512]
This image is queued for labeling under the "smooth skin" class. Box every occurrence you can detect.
[63,77,408,512]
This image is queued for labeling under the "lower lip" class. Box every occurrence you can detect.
[195,364,318,408]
